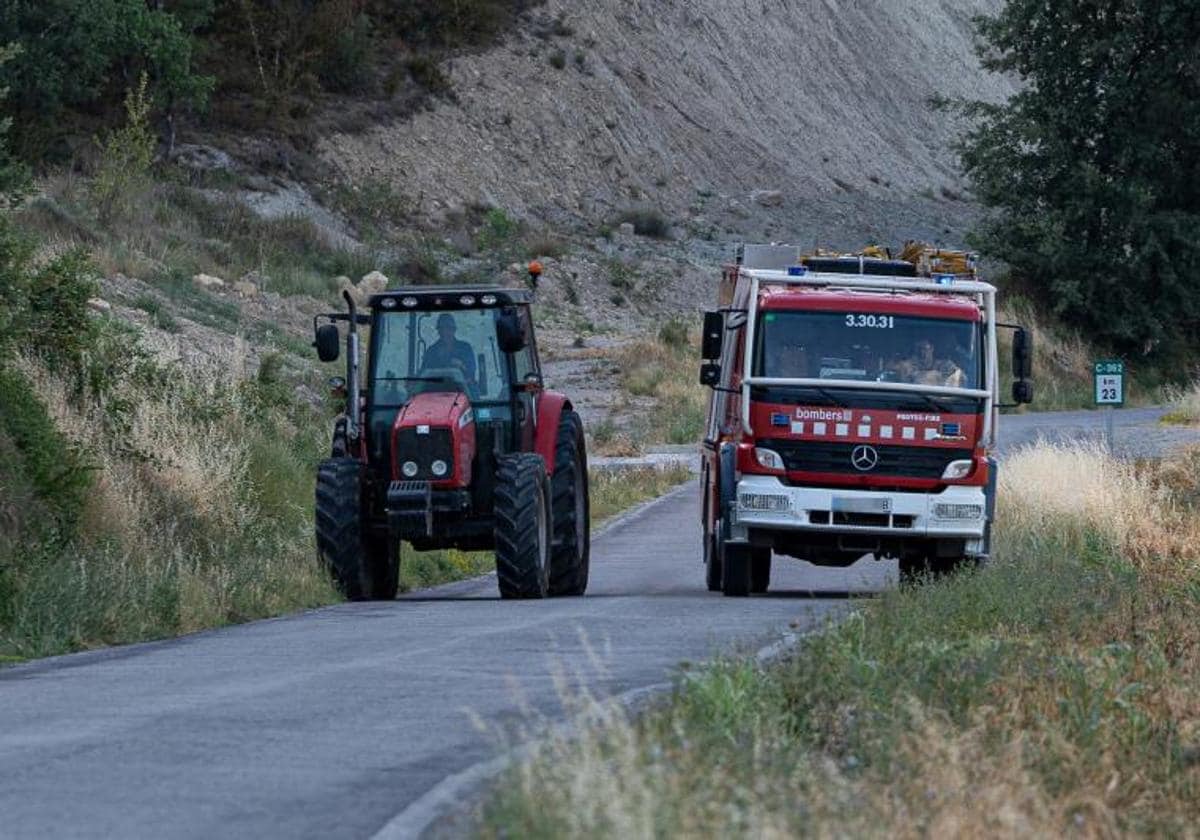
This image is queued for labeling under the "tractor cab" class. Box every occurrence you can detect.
[312,286,589,602]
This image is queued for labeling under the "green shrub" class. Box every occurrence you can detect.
[0,366,93,539]
[548,49,567,70]
[91,75,156,224]
[658,317,689,349]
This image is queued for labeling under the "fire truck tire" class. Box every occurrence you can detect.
[494,453,552,599]
[750,548,771,594]
[704,526,722,591]
[721,542,752,597]
[549,411,590,597]
[315,457,376,601]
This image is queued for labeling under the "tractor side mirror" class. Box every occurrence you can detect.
[701,311,724,359]
[1012,379,1034,405]
[496,310,526,354]
[700,362,721,388]
[315,324,340,362]
[1012,327,1033,380]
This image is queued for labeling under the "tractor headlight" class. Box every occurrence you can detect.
[431,460,448,477]
[941,460,974,480]
[402,461,419,478]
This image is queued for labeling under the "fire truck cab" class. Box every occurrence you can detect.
[699,244,1033,596]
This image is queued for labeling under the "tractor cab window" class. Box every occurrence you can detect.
[371,308,508,407]
[753,310,983,390]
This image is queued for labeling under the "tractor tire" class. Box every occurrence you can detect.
[316,458,395,601]
[494,453,552,600]
[548,411,590,597]
[750,548,772,594]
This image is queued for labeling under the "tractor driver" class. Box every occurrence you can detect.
[889,337,965,387]
[421,313,477,386]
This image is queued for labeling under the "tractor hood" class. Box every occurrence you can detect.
[391,391,476,486]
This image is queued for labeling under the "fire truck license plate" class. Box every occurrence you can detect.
[832,497,892,514]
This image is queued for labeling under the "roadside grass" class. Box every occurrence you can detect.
[480,442,1200,837]
[1160,382,1200,425]
[613,330,707,448]
[400,465,692,592]
[0,342,340,662]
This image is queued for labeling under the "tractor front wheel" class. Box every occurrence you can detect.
[548,410,590,597]
[494,453,552,599]
[315,458,398,601]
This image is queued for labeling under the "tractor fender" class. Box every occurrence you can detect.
[533,391,573,476]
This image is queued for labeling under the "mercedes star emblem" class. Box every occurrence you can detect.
[851,445,880,472]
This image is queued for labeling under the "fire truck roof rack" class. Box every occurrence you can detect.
[736,243,990,294]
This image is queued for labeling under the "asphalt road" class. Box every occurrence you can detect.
[2,406,1196,840]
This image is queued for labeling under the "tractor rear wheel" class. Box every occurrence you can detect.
[316,458,398,601]
[494,453,552,599]
[549,411,590,597]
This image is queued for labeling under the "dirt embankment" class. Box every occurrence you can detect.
[320,0,1014,246]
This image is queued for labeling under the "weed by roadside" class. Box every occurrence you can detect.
[481,442,1200,837]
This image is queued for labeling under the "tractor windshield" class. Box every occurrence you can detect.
[370,308,509,406]
[753,310,984,390]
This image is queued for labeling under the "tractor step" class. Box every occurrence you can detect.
[388,480,433,538]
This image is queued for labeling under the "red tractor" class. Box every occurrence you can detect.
[312,287,590,600]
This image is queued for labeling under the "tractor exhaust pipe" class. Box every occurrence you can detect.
[343,290,361,443]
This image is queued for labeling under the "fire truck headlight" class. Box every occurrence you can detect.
[933,503,984,521]
[402,461,419,478]
[941,460,974,480]
[754,447,785,471]
[431,460,448,477]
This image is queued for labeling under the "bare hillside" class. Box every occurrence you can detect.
[320,0,1013,244]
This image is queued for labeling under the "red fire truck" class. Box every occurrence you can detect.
[699,244,1033,595]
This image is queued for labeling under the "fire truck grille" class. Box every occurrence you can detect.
[394,427,454,480]
[764,441,972,479]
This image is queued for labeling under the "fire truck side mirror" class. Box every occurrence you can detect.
[314,324,340,363]
[701,312,724,359]
[1012,328,1033,380]
[1012,379,1035,405]
[700,362,721,388]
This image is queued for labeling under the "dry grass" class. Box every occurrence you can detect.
[613,337,707,447]
[1161,382,1200,425]
[481,442,1200,838]
[1,349,338,659]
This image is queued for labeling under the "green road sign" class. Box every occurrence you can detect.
[1094,359,1125,406]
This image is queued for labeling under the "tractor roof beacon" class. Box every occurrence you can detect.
[312,287,590,601]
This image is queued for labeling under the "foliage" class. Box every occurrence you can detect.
[91,75,157,224]
[953,0,1200,358]
[0,0,213,158]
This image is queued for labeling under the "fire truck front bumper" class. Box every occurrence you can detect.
[730,475,989,547]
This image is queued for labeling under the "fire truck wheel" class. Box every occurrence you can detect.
[704,526,722,592]
[315,457,375,601]
[494,453,552,599]
[721,541,752,597]
[750,548,771,594]
[549,411,590,597]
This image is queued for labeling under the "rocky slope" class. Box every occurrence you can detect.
[320,0,1013,246]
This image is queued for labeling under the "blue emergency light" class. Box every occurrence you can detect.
[787,266,807,277]
[933,274,955,285]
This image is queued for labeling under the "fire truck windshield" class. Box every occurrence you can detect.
[753,310,983,390]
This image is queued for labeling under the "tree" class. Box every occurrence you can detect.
[0,1,213,159]
[954,0,1200,358]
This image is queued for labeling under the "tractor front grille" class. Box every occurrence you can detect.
[762,441,971,480]
[393,427,454,480]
